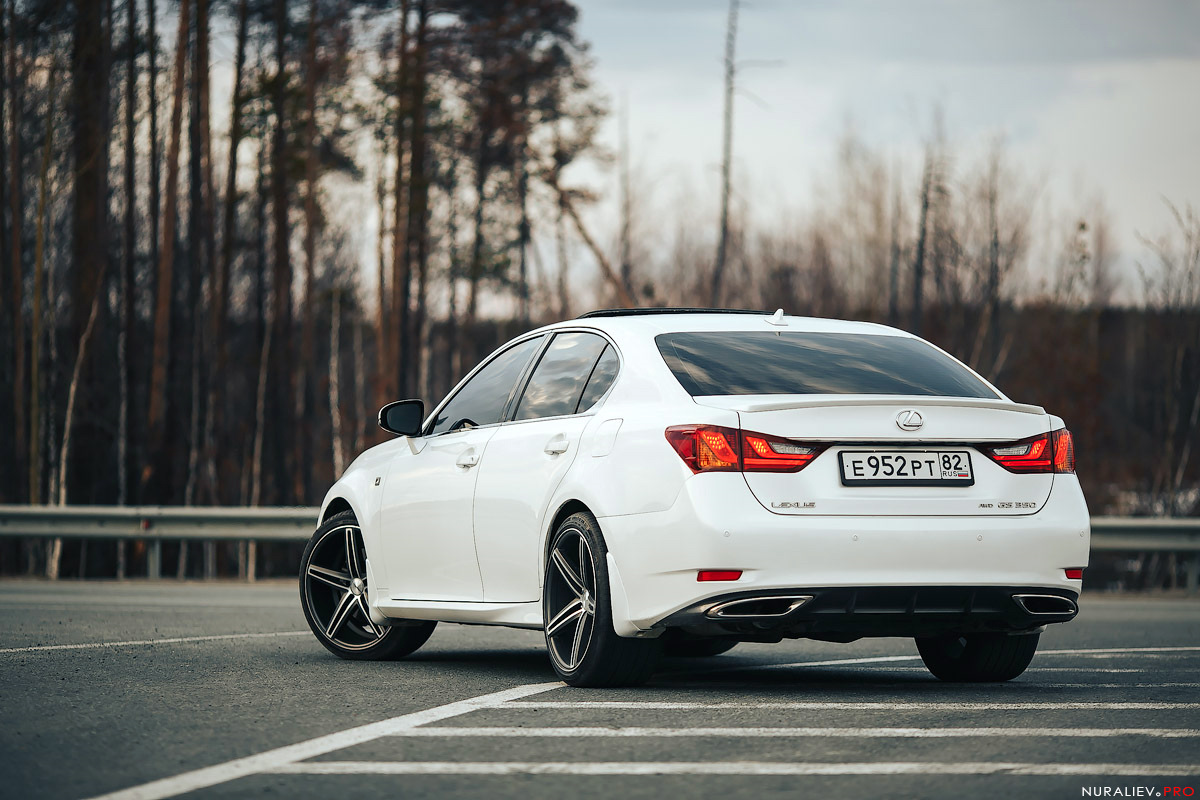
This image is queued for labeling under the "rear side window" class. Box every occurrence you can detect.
[656,332,997,398]
[429,336,544,434]
[515,332,609,421]
[577,345,619,413]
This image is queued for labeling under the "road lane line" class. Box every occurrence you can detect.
[267,761,1200,776]
[503,701,1200,710]
[391,726,1200,739]
[0,631,311,654]
[84,682,562,800]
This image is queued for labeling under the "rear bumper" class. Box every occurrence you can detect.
[658,585,1078,639]
[598,472,1091,635]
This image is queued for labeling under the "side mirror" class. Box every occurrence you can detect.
[379,399,424,437]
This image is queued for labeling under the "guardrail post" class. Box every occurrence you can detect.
[1188,554,1199,596]
[203,541,216,580]
[248,540,257,583]
[148,538,161,580]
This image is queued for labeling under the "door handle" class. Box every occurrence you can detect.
[456,449,479,468]
[544,435,569,456]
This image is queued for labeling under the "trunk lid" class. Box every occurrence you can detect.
[694,395,1055,517]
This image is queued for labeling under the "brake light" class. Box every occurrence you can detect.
[665,426,825,474]
[982,429,1075,474]
[665,425,739,472]
[1052,429,1075,473]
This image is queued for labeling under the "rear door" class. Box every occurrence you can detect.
[659,330,1055,517]
[472,333,617,601]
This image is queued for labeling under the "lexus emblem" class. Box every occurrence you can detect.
[895,409,924,431]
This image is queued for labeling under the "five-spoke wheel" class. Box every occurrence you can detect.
[544,526,598,672]
[542,512,660,687]
[300,510,435,660]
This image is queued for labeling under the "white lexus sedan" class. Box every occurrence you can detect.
[300,309,1090,687]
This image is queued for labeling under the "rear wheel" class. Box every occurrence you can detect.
[916,631,1040,682]
[543,512,660,687]
[300,510,436,660]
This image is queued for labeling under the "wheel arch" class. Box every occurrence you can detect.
[321,497,355,523]
[544,499,596,567]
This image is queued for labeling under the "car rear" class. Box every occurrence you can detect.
[595,317,1090,647]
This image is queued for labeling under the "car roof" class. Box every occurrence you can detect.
[533,309,911,339]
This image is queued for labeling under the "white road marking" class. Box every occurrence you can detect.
[85,682,562,800]
[268,761,1200,777]
[503,701,1200,711]
[0,631,311,654]
[392,726,1200,739]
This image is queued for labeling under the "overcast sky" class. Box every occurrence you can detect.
[569,0,1200,298]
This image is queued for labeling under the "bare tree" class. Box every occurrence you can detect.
[709,0,738,306]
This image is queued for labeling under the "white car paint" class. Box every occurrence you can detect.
[319,311,1091,637]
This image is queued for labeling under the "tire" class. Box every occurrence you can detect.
[663,637,738,658]
[300,510,436,661]
[543,511,661,687]
[916,631,1040,682]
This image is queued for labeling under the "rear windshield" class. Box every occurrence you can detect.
[656,332,997,398]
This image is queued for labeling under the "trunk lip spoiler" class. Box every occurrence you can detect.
[692,394,1047,416]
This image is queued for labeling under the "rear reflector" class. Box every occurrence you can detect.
[697,570,743,582]
[665,425,825,474]
[1065,568,1084,580]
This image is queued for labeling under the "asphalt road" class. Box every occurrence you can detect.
[1,581,1197,800]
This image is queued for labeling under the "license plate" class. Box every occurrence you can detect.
[838,450,974,486]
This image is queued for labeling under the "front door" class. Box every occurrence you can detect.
[377,335,545,601]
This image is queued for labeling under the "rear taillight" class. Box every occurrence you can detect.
[983,429,1075,474]
[1052,429,1075,473]
[665,425,825,474]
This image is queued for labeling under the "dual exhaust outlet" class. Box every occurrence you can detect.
[704,592,1078,620]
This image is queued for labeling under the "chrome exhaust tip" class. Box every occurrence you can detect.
[1012,594,1078,616]
[706,595,813,619]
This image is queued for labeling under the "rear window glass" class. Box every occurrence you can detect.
[656,332,997,398]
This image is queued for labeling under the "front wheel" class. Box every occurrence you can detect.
[916,631,1040,682]
[543,512,660,687]
[300,510,436,660]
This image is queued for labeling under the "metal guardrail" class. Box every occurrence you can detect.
[0,506,1197,588]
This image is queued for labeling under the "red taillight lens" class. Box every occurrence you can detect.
[665,425,740,472]
[665,426,824,474]
[697,570,742,582]
[1064,568,1084,580]
[741,432,824,472]
[983,429,1075,474]
[984,433,1053,473]
[1052,429,1075,474]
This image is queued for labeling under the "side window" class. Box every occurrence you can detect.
[514,332,609,421]
[576,345,619,413]
[428,336,544,435]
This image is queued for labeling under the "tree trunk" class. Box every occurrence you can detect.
[709,0,738,306]
[886,175,901,328]
[8,2,24,503]
[297,0,320,502]
[406,0,429,393]
[206,0,247,507]
[910,149,932,336]
[329,289,345,475]
[373,136,390,418]
[117,0,139,579]
[392,0,412,398]
[270,0,293,503]
[30,63,56,507]
[143,0,190,496]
